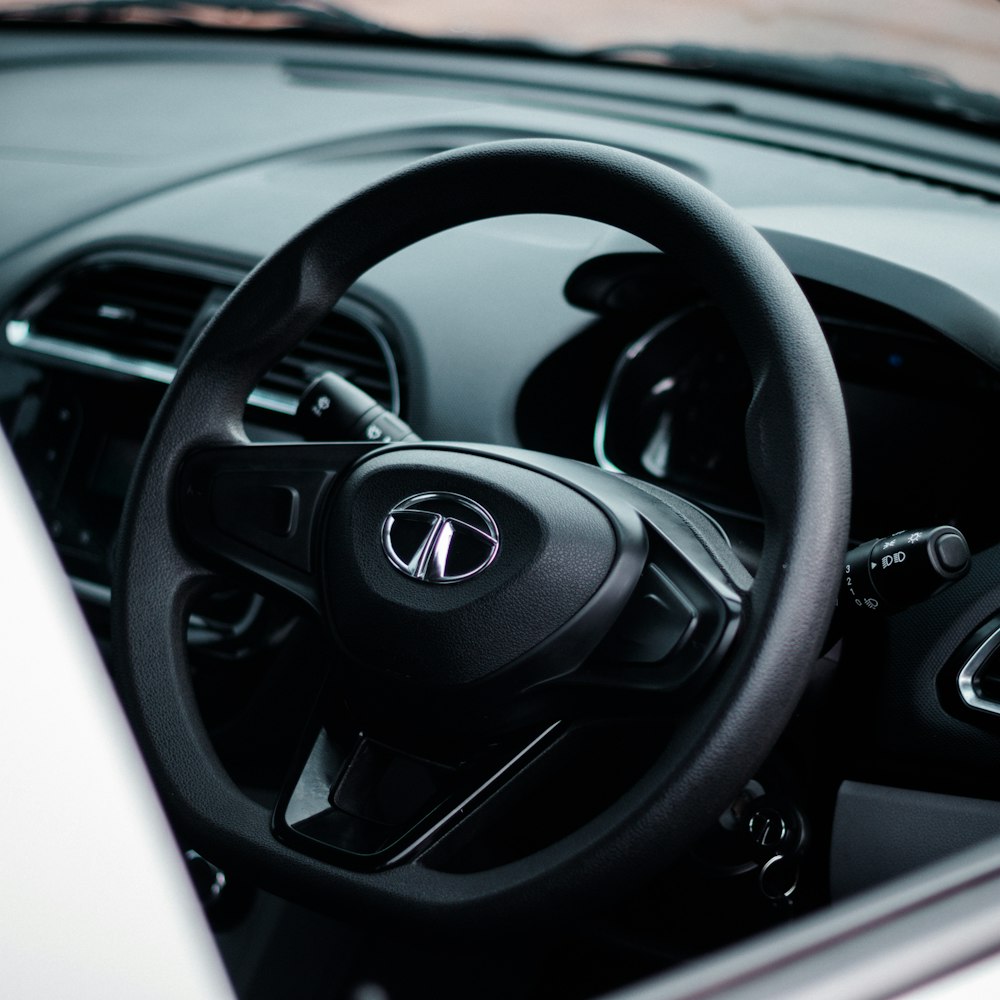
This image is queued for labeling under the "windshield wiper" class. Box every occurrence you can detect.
[586,43,1000,132]
[0,0,412,40]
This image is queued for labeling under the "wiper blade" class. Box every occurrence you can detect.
[587,43,1000,130]
[0,0,411,39]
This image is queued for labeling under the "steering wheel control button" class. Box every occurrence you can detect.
[601,564,697,664]
[210,472,317,570]
[253,485,299,538]
[841,525,970,614]
[382,493,500,584]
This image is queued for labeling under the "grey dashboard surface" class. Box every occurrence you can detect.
[2,29,1000,444]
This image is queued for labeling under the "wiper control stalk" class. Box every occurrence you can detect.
[296,371,419,444]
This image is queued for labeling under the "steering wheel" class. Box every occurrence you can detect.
[112,139,850,926]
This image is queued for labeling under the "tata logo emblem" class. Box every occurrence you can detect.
[381,493,500,584]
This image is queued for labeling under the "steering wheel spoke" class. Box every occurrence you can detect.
[574,533,744,709]
[177,441,376,612]
[276,693,564,870]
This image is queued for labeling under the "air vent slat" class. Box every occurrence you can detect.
[40,329,179,362]
[53,305,191,335]
[71,287,200,317]
[33,314,183,355]
[354,374,397,397]
[293,344,387,371]
[21,262,215,365]
[261,371,309,394]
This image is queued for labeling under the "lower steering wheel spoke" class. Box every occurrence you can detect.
[274,691,566,871]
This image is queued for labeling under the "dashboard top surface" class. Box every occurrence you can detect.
[2,30,1000,454]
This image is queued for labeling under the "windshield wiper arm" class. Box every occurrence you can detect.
[585,43,1000,131]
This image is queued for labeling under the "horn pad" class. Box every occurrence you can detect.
[322,448,617,689]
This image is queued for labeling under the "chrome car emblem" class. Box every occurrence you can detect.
[381,492,500,584]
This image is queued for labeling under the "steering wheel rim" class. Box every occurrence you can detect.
[112,138,850,925]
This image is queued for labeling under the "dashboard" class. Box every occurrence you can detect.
[3,24,1000,989]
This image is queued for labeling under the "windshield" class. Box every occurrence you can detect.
[2,0,999,123]
[353,0,997,91]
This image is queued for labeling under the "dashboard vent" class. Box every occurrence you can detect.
[6,255,404,417]
[24,262,213,365]
[256,309,399,410]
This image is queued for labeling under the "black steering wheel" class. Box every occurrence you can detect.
[112,139,850,927]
